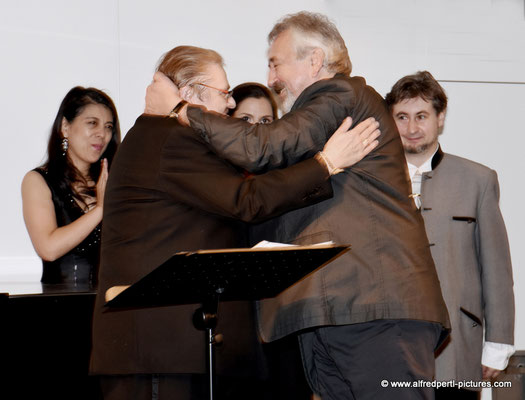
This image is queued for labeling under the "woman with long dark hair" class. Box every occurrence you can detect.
[22,86,120,286]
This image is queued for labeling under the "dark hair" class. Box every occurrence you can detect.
[385,71,448,114]
[42,86,121,207]
[228,82,278,119]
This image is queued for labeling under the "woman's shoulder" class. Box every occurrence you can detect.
[24,168,46,182]
[22,168,52,195]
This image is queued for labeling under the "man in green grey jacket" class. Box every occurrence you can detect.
[146,12,450,400]
[386,70,514,400]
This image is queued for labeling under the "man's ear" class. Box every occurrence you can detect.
[310,48,325,77]
[179,86,194,102]
[61,117,69,138]
[437,110,446,129]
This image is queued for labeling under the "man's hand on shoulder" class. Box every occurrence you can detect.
[145,71,181,116]
[319,117,380,175]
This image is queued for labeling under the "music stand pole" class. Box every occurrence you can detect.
[106,245,350,400]
[192,294,222,400]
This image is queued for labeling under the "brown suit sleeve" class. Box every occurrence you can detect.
[158,129,332,223]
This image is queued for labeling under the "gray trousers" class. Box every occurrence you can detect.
[299,319,442,400]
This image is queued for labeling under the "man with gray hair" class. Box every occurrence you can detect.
[146,11,450,400]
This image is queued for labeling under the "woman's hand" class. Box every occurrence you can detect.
[96,158,108,211]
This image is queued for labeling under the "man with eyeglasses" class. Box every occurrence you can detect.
[90,45,380,400]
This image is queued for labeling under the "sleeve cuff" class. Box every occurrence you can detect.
[482,341,515,370]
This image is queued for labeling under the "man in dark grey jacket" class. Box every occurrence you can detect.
[146,12,450,400]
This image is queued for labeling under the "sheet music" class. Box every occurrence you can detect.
[252,240,335,248]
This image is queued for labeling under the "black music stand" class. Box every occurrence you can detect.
[106,244,349,400]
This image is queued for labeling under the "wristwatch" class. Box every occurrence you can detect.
[168,100,188,119]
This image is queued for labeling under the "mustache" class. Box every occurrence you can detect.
[271,81,286,95]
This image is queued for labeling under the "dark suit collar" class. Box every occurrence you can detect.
[431,145,444,170]
[420,145,443,179]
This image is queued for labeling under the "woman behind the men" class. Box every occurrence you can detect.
[228,82,278,124]
[22,86,120,286]
[230,81,312,400]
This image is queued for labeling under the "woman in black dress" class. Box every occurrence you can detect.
[22,86,120,286]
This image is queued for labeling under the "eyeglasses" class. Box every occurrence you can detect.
[192,82,233,100]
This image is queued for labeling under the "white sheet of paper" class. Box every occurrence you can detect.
[252,240,335,248]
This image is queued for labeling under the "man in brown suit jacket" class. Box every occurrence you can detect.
[90,45,380,400]
[145,12,450,400]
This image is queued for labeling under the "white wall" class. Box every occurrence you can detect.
[1,1,523,396]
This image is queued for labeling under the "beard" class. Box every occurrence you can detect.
[403,138,438,155]
[272,81,297,114]
[404,143,431,154]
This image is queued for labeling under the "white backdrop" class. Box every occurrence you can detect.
[1,1,523,396]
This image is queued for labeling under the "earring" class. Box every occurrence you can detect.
[61,138,69,156]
